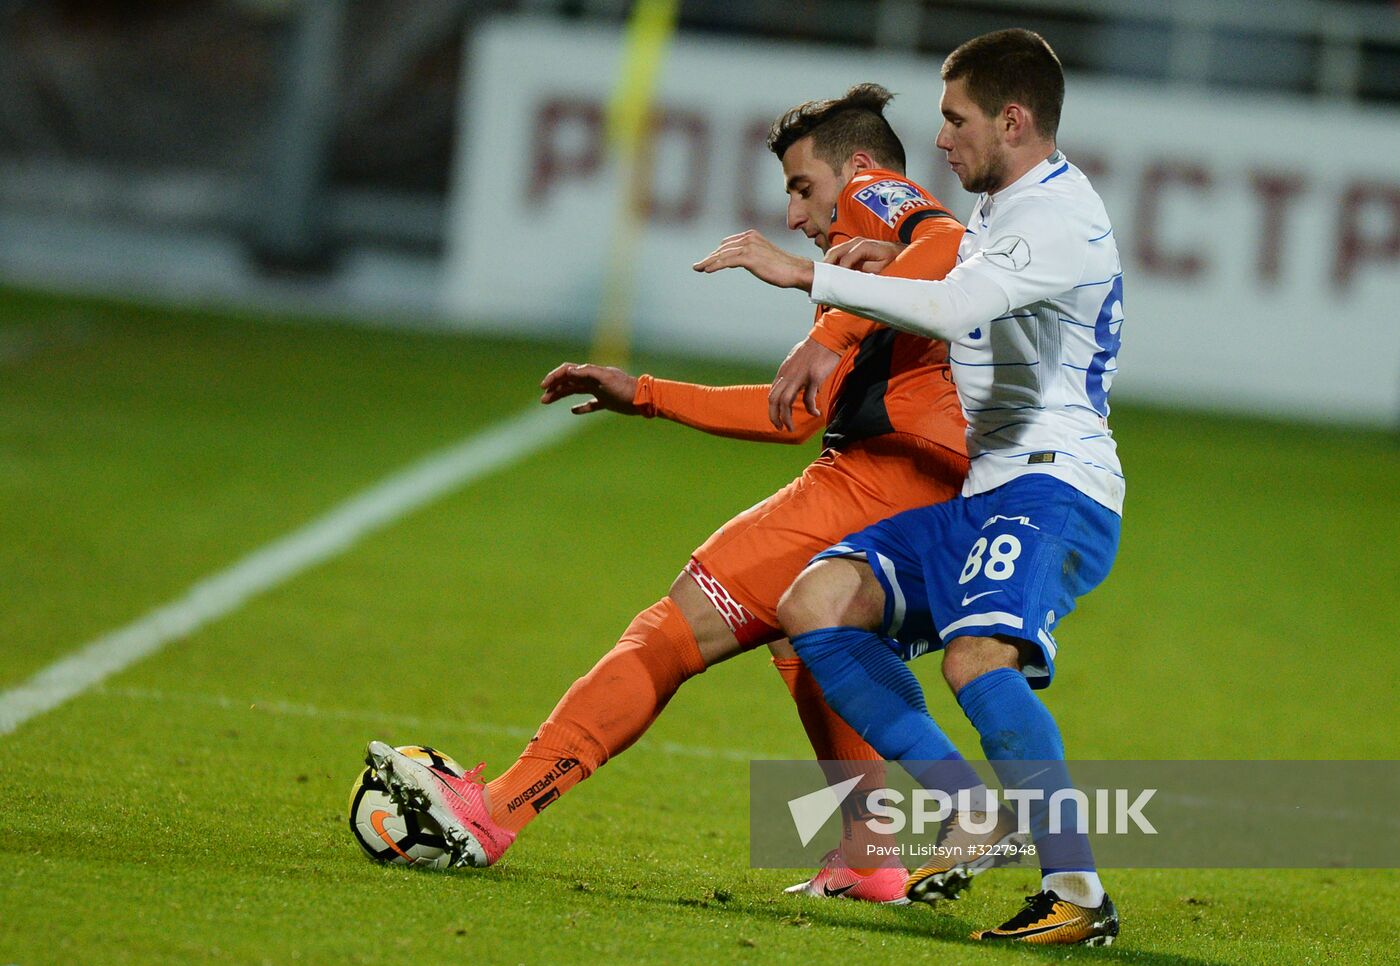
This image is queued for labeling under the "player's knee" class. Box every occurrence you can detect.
[667,571,742,667]
[777,558,882,637]
[943,635,1022,693]
[775,578,820,638]
[617,596,707,681]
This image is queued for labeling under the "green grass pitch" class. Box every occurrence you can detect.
[0,287,1396,964]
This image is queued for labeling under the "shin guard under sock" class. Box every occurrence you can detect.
[487,597,704,832]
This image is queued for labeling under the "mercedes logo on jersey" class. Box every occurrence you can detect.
[985,235,1031,272]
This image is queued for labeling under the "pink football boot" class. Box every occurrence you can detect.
[366,740,515,867]
[784,848,911,904]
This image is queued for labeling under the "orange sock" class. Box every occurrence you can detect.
[774,656,899,873]
[486,597,705,833]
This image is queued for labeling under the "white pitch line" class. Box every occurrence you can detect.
[0,403,584,737]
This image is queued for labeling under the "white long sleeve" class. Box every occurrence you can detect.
[809,195,1090,343]
[809,259,1010,342]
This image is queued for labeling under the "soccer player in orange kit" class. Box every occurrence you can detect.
[368,84,972,901]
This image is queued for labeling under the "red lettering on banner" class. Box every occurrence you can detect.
[1137,160,1212,279]
[643,110,708,224]
[530,98,605,203]
[1335,181,1400,287]
[525,95,1395,296]
[1249,171,1307,285]
[529,98,708,223]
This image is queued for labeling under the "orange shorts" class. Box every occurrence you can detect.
[687,433,967,648]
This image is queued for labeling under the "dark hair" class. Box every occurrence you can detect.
[941,29,1064,139]
[766,83,906,173]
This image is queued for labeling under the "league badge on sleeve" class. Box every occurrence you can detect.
[853,179,932,228]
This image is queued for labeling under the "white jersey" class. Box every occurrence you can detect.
[809,151,1125,514]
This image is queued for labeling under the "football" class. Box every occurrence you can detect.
[348,745,466,867]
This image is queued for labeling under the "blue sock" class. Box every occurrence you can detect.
[791,627,982,795]
[956,667,1095,874]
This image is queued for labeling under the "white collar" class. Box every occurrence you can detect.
[982,150,1067,214]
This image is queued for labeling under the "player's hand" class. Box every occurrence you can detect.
[769,337,840,432]
[539,362,641,415]
[825,237,903,274]
[693,230,815,291]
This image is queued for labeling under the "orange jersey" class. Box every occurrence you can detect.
[634,169,965,455]
[809,169,965,454]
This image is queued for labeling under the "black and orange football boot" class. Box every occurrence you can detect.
[973,890,1119,946]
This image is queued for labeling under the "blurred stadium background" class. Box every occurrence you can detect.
[2,0,1398,424]
[2,2,1398,963]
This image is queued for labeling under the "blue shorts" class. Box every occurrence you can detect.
[811,474,1120,689]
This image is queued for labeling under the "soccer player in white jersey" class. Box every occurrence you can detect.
[695,29,1124,946]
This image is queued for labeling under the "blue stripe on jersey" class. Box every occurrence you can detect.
[1062,315,1120,330]
[1061,362,1118,374]
[990,311,1037,322]
[1079,434,1109,441]
[952,358,1041,368]
[965,404,1044,414]
[1040,162,1070,183]
[981,421,1025,437]
[1088,227,1113,242]
[1073,272,1123,289]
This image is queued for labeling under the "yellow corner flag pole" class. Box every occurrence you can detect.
[592,0,681,368]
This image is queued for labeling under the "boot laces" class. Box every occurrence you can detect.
[1002,891,1061,929]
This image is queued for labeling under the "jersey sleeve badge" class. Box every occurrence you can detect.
[852,179,933,229]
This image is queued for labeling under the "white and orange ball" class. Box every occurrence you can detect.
[348,745,465,867]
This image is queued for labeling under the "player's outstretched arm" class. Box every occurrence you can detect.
[541,361,825,443]
[809,261,1009,343]
[540,363,642,415]
[643,378,824,444]
[692,230,815,291]
[813,200,1091,341]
